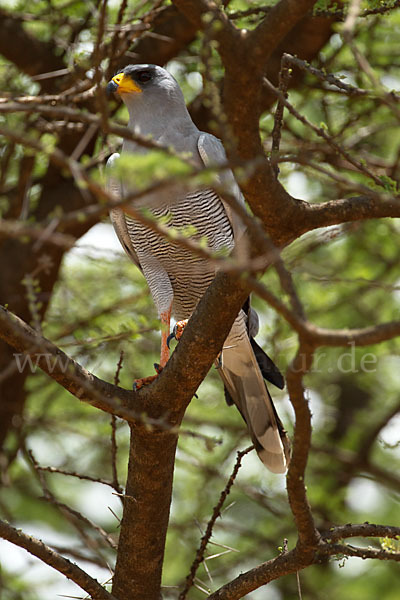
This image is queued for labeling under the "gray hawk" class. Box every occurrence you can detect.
[106,64,290,473]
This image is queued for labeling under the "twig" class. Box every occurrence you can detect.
[109,0,129,59]
[0,519,116,600]
[93,0,109,132]
[27,450,117,553]
[319,542,400,562]
[246,276,400,347]
[200,10,230,145]
[357,400,400,462]
[270,250,306,320]
[0,304,139,419]
[178,446,253,599]
[277,154,381,196]
[342,0,362,42]
[322,522,400,543]
[296,570,303,600]
[0,122,270,274]
[281,53,369,97]
[35,465,116,488]
[111,351,125,495]
[263,76,384,187]
[228,1,400,21]
[0,220,76,248]
[271,58,291,176]
[0,306,242,446]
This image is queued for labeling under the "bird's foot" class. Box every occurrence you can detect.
[133,363,163,391]
[166,319,188,347]
[165,320,199,399]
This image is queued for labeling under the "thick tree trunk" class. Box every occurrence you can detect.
[112,425,179,600]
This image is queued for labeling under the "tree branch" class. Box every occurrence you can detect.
[320,542,400,562]
[0,256,251,426]
[0,519,116,600]
[112,425,179,600]
[286,344,320,549]
[172,0,236,40]
[109,269,251,599]
[299,195,400,236]
[0,305,133,418]
[121,5,198,71]
[179,446,253,599]
[323,523,400,543]
[248,277,400,347]
[2,104,400,247]
[215,3,321,247]
[249,0,318,66]
[207,519,400,599]
[171,0,400,247]
[207,547,312,600]
[304,320,400,347]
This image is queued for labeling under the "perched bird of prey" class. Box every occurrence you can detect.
[106,64,290,473]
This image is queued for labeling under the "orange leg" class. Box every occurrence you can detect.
[133,305,172,391]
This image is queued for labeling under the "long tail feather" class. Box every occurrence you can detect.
[217,315,290,473]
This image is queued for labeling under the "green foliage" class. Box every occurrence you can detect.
[1,1,400,599]
[110,151,192,191]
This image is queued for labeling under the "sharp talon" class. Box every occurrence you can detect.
[166,332,175,348]
[154,363,163,374]
[167,320,188,347]
[194,392,198,399]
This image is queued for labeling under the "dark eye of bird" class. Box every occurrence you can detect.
[136,70,152,83]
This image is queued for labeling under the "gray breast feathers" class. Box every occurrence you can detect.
[125,187,234,271]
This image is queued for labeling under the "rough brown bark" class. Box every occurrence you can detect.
[112,426,179,600]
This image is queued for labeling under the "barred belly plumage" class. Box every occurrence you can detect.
[125,188,234,318]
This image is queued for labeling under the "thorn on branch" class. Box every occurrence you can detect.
[26,448,118,555]
[178,445,253,600]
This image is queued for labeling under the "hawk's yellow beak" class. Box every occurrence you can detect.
[106,73,142,95]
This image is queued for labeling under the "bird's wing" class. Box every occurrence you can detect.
[106,152,141,269]
[197,133,247,249]
[196,138,289,470]
[198,136,288,466]
[218,313,290,473]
